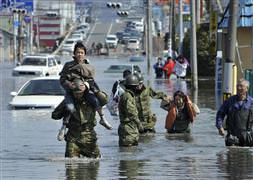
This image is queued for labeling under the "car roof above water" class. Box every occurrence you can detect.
[30,75,60,80]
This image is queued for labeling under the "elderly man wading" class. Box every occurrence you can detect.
[216,78,253,147]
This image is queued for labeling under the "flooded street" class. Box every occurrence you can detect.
[1,56,253,180]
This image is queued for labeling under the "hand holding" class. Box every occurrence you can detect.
[218,127,225,136]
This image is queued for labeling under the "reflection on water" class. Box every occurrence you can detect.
[217,148,253,179]
[65,162,99,180]
[165,133,194,143]
[139,133,155,144]
[118,160,149,179]
[152,79,188,96]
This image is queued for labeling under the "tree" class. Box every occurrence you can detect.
[182,23,216,76]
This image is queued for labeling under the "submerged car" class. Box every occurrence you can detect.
[104,64,141,73]
[129,55,144,62]
[9,76,65,109]
[12,54,63,76]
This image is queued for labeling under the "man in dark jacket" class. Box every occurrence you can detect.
[216,78,253,146]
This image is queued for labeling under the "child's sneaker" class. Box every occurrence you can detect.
[57,125,66,141]
[99,115,112,130]
[66,103,75,113]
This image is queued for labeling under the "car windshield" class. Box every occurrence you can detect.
[106,37,116,40]
[129,40,137,43]
[18,79,65,96]
[65,41,75,44]
[22,57,47,66]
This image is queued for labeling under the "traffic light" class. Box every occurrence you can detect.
[106,2,122,8]
[117,11,129,17]
[12,8,27,14]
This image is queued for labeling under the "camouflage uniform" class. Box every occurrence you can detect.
[118,89,141,146]
[135,86,165,132]
[52,97,100,158]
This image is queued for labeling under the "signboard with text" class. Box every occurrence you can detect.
[15,0,33,12]
[0,0,33,12]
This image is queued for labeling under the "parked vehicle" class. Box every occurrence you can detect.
[104,64,141,73]
[12,54,63,76]
[9,76,65,109]
[132,21,144,32]
[61,39,78,52]
[105,34,118,48]
[121,32,131,44]
[129,55,144,62]
[127,39,140,51]
[76,23,90,34]
[70,33,84,41]
[116,31,124,43]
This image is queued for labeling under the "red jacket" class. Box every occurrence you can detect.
[163,60,175,78]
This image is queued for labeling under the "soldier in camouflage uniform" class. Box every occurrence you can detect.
[134,72,166,133]
[52,79,100,158]
[118,74,144,146]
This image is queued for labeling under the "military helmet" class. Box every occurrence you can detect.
[95,91,109,106]
[123,69,132,79]
[133,72,144,83]
[124,74,139,86]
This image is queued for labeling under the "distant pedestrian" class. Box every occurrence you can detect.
[153,57,164,78]
[174,55,188,79]
[163,56,175,79]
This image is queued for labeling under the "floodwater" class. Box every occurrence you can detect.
[1,56,253,180]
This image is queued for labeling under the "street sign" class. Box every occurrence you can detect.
[24,15,31,23]
[16,0,33,12]
[0,0,14,10]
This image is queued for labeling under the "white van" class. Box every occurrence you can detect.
[131,21,144,32]
[105,34,118,48]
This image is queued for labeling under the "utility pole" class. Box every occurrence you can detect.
[171,0,176,51]
[223,0,238,101]
[13,11,18,64]
[17,11,25,63]
[178,0,183,55]
[168,0,173,57]
[191,0,198,90]
[146,0,152,76]
[196,0,201,25]
[29,14,33,54]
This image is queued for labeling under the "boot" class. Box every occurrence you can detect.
[57,125,66,141]
[99,115,113,130]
